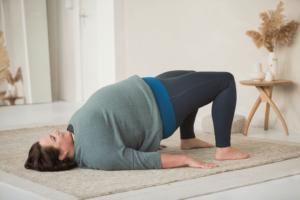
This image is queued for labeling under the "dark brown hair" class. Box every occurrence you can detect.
[24,142,77,171]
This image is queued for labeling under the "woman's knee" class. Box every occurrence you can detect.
[222,72,235,81]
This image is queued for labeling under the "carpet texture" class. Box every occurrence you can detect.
[1,125,300,200]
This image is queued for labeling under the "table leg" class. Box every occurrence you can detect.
[8,99,16,105]
[263,86,273,130]
[256,86,289,136]
[243,95,262,136]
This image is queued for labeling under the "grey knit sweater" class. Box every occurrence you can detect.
[67,75,163,170]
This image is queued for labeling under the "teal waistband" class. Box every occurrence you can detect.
[142,77,176,139]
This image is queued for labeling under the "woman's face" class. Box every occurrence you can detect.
[39,130,74,159]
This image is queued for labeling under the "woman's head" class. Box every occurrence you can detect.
[24,130,77,171]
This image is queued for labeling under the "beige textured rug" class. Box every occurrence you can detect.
[1,125,300,200]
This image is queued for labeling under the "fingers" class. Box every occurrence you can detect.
[158,145,167,150]
[188,157,219,169]
[201,166,213,169]
[159,144,167,150]
[201,162,218,169]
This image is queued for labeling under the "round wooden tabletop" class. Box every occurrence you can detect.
[239,79,292,86]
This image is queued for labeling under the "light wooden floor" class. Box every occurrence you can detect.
[0,101,299,200]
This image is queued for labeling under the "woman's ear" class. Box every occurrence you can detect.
[58,151,67,161]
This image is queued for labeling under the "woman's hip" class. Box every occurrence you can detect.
[156,71,237,127]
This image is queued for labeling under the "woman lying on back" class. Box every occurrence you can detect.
[24,70,249,171]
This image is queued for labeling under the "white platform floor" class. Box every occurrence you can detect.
[0,101,300,200]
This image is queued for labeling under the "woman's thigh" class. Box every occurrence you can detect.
[156,71,236,127]
[155,70,196,79]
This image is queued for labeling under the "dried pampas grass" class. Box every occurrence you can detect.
[0,31,10,84]
[246,1,299,52]
[14,67,23,83]
[5,67,23,86]
[5,70,14,85]
[276,20,299,45]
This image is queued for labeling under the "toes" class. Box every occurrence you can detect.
[205,142,215,148]
[244,154,250,159]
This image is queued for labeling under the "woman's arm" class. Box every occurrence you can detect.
[160,153,189,169]
[160,153,218,169]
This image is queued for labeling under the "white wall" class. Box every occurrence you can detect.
[114,0,126,83]
[123,0,300,133]
[47,0,300,133]
[47,0,125,102]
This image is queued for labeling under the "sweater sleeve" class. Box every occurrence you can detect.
[86,147,162,171]
[116,148,162,170]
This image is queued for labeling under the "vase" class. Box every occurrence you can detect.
[268,52,278,80]
[5,83,12,98]
[11,84,18,97]
[265,71,273,81]
[5,89,12,98]
[250,63,265,81]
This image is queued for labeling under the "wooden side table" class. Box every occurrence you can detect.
[0,91,24,105]
[239,79,292,136]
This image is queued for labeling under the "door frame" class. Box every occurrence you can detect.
[73,0,83,102]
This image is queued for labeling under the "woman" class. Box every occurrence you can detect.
[25,70,249,172]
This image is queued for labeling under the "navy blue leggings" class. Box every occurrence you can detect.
[155,70,237,148]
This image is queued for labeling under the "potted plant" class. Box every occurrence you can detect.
[246,1,299,80]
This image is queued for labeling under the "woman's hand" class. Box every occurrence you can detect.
[158,144,167,150]
[187,156,219,169]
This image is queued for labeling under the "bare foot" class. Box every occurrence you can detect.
[214,146,249,160]
[180,138,214,150]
